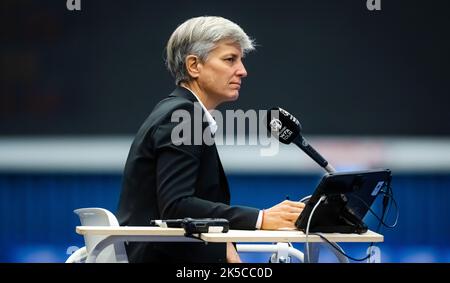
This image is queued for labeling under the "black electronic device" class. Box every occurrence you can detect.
[295,169,392,234]
[150,218,229,235]
[181,218,229,235]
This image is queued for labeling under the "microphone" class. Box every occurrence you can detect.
[265,107,336,173]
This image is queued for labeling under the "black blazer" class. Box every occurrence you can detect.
[117,86,259,263]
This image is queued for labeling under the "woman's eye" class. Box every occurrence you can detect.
[225,58,235,62]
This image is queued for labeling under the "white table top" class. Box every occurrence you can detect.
[76,226,383,243]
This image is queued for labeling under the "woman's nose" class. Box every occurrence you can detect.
[236,61,248,78]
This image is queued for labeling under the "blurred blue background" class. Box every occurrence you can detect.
[1,170,450,262]
[1,0,450,263]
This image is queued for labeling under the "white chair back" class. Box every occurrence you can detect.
[74,208,128,263]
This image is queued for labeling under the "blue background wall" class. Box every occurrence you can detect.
[1,172,449,263]
[2,0,450,263]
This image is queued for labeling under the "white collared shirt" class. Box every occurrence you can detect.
[180,86,263,229]
[181,86,218,135]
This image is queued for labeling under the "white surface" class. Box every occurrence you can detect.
[1,136,450,173]
[76,226,383,243]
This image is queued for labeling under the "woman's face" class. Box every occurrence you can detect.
[197,39,248,105]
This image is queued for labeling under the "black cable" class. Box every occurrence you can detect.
[382,191,395,227]
[348,189,399,228]
[376,190,390,232]
[312,233,372,262]
[383,186,396,226]
[297,185,397,263]
[312,185,397,262]
[380,189,399,228]
[376,188,396,232]
[377,184,390,229]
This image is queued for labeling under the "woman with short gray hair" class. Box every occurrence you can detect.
[166,16,255,85]
[117,16,305,263]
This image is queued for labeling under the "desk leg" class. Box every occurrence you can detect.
[236,243,305,263]
[321,242,350,263]
[366,245,381,263]
[86,235,121,263]
[304,243,320,263]
[304,241,350,263]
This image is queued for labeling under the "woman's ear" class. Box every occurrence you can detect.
[185,55,201,79]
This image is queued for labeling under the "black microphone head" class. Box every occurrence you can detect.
[266,107,302,144]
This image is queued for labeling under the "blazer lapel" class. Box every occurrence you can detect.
[214,144,231,203]
[170,86,230,202]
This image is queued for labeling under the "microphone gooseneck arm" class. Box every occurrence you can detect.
[324,164,336,174]
[293,135,336,174]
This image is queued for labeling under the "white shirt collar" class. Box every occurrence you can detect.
[181,86,218,135]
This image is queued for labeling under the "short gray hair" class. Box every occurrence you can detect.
[165,16,255,85]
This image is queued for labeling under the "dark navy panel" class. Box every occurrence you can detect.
[0,173,449,262]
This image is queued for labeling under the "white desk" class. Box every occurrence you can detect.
[76,226,383,263]
[201,229,383,243]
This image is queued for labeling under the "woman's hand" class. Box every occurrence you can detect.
[261,200,305,230]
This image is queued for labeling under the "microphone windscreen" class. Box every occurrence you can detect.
[265,107,302,144]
